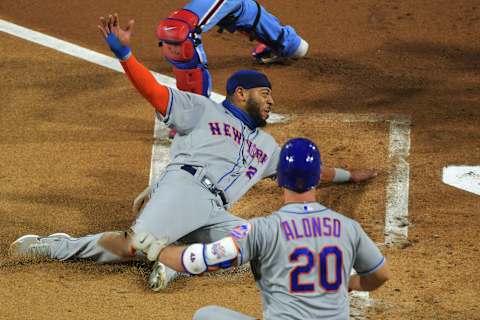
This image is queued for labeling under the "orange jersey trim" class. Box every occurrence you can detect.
[120,55,170,116]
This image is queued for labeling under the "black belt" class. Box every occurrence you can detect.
[181,165,228,206]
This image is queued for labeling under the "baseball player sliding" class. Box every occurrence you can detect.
[10,14,376,292]
[156,138,391,320]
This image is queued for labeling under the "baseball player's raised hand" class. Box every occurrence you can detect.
[98,13,134,59]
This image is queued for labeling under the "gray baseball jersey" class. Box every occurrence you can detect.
[161,87,280,204]
[231,202,385,320]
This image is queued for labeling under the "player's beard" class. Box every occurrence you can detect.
[245,98,267,128]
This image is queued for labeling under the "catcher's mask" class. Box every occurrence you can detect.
[277,138,322,193]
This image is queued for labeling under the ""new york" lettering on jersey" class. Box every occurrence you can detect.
[208,121,269,165]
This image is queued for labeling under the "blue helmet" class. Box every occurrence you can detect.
[277,138,322,193]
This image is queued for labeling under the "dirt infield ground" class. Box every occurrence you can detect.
[0,1,479,319]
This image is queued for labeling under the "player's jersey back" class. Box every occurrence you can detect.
[159,88,280,205]
[234,202,385,320]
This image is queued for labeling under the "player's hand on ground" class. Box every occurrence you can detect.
[350,169,377,183]
[98,13,134,46]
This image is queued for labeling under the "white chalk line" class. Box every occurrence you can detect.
[318,113,412,245]
[326,113,410,318]
[385,120,411,244]
[0,18,411,318]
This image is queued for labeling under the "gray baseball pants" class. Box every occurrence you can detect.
[45,168,246,263]
[193,306,256,320]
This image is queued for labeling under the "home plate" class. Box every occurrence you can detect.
[442,166,480,196]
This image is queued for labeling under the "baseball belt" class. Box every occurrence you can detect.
[181,165,228,206]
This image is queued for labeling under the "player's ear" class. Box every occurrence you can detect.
[234,86,248,102]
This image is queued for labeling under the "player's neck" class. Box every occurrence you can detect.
[228,97,246,110]
[283,189,316,203]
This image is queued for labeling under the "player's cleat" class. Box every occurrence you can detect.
[148,261,180,292]
[252,39,309,64]
[291,38,309,59]
[9,233,74,258]
[47,233,74,239]
[10,235,49,258]
[252,43,283,64]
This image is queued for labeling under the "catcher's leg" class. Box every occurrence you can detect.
[156,8,212,139]
[249,2,308,63]
[193,305,256,320]
[156,9,211,97]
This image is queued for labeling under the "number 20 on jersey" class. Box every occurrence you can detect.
[289,246,343,293]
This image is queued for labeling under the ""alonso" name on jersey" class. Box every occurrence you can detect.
[281,217,341,241]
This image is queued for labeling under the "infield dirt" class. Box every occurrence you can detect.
[1,1,479,319]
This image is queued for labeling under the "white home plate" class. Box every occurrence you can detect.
[442,166,480,196]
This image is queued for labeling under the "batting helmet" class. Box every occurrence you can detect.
[277,138,322,193]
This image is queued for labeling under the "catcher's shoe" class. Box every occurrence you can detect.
[10,233,73,258]
[148,261,180,292]
[251,43,283,64]
[252,39,309,64]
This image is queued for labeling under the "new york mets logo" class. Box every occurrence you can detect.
[230,223,252,239]
[211,243,226,259]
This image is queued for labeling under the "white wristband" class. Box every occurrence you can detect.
[204,237,239,265]
[333,168,351,183]
[182,244,207,275]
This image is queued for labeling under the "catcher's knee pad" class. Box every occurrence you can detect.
[156,9,211,97]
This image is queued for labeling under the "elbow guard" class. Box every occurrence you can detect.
[181,237,240,275]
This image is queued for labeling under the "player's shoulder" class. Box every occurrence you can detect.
[275,202,361,230]
[229,215,279,243]
[253,129,279,151]
[324,208,368,242]
[245,214,282,237]
[250,214,281,229]
[256,127,276,141]
[170,88,220,107]
[326,207,363,232]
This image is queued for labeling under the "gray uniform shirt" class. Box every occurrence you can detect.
[233,202,385,320]
[158,88,280,205]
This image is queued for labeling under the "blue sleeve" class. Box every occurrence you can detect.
[184,0,242,32]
